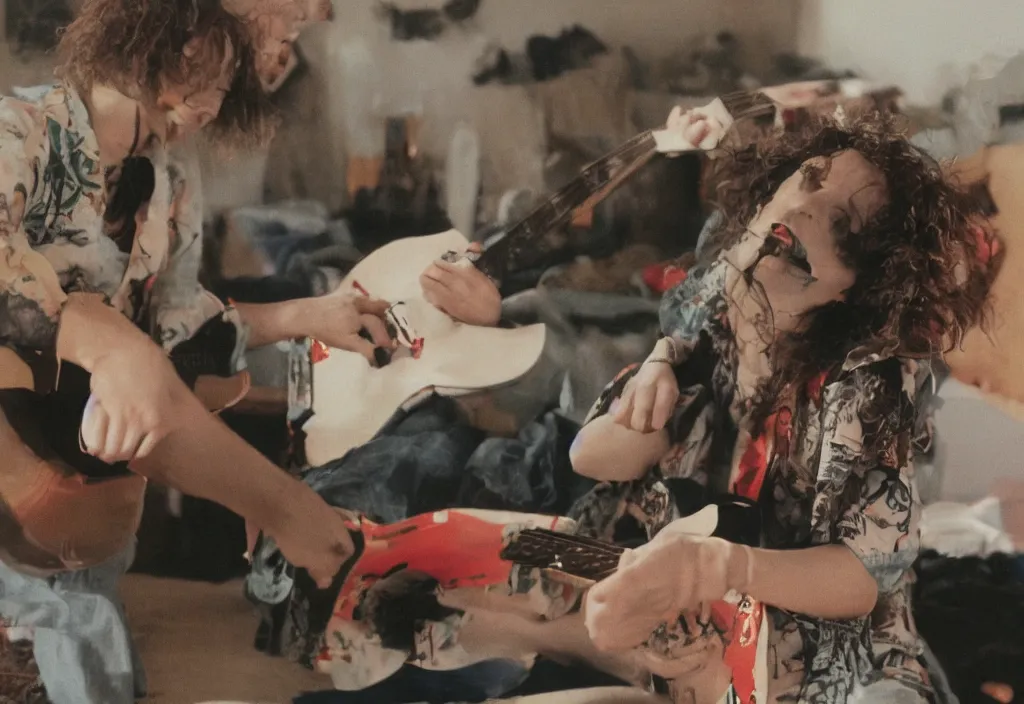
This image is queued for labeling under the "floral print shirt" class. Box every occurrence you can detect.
[573,230,935,703]
[0,83,246,371]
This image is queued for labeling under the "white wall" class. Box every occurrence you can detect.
[934,381,1024,502]
[796,0,1024,105]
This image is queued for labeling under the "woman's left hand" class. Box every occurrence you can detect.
[583,529,739,652]
[420,245,502,327]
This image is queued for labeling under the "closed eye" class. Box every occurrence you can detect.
[800,161,830,192]
[830,208,852,238]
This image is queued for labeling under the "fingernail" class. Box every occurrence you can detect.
[373,346,391,367]
[609,398,621,413]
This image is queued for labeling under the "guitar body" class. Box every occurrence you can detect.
[0,346,249,576]
[501,504,769,704]
[308,509,574,690]
[258,504,765,701]
[302,230,547,466]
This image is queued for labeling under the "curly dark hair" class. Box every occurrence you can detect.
[55,0,276,147]
[703,111,1003,423]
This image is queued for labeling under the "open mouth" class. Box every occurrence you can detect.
[769,223,813,277]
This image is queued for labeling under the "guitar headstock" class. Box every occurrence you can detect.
[653,90,778,154]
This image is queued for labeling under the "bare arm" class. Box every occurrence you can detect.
[570,338,681,480]
[585,364,917,652]
[737,544,877,619]
[62,293,353,583]
[235,292,393,364]
[128,398,307,531]
[233,298,307,349]
[570,415,669,482]
[731,366,920,620]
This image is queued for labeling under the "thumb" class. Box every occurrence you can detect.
[617,547,640,571]
[80,394,108,455]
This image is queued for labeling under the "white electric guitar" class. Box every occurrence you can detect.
[301,92,778,466]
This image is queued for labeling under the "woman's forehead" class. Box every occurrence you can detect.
[799,150,889,205]
[810,150,887,183]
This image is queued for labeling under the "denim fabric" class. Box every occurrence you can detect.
[0,542,144,704]
[293,659,529,704]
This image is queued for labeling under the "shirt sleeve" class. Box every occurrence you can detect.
[810,360,921,594]
[148,142,248,374]
[0,131,69,351]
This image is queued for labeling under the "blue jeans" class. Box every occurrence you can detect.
[293,659,530,704]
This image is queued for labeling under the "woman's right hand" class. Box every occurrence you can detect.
[612,358,680,434]
[83,338,196,464]
[265,486,356,589]
[56,293,195,464]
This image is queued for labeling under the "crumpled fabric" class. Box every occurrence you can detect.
[0,544,144,704]
[248,396,593,671]
[920,497,1014,558]
[299,396,590,525]
[291,658,529,704]
[913,550,1024,704]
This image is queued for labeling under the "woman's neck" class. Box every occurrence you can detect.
[726,283,776,400]
[81,85,152,168]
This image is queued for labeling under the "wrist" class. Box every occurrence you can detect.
[260,476,314,535]
[648,337,680,366]
[725,541,755,595]
[238,298,310,346]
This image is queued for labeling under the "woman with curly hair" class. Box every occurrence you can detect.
[568,107,1002,703]
[254,108,1000,704]
[0,0,382,701]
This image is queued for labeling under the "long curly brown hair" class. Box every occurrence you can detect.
[704,111,1003,422]
[55,0,275,147]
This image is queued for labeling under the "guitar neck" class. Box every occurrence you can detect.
[474,90,776,283]
[500,528,626,584]
[475,130,659,281]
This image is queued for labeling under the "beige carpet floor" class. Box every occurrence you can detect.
[121,575,327,704]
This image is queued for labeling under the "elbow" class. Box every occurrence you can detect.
[569,430,606,480]
[570,418,669,482]
[822,546,879,619]
[568,427,633,482]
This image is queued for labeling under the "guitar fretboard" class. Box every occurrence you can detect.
[500,528,626,582]
[475,130,657,281]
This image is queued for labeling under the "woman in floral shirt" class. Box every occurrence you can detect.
[571,110,1001,703]
[0,0,380,701]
